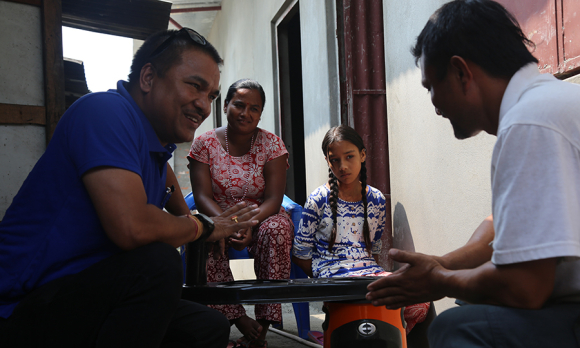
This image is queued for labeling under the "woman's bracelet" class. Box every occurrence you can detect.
[185,214,203,241]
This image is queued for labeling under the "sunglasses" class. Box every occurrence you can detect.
[148,28,207,59]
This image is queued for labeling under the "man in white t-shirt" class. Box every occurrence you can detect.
[366,0,580,347]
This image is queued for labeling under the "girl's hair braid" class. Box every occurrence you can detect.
[360,161,371,255]
[327,168,339,251]
[321,125,369,253]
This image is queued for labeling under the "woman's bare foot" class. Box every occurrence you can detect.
[233,315,262,341]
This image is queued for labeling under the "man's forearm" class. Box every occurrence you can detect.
[437,215,494,270]
[439,257,557,309]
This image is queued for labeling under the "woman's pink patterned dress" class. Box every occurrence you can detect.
[189,128,293,323]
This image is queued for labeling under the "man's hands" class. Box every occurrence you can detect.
[366,247,558,310]
[205,202,260,243]
[366,216,495,308]
[366,248,447,308]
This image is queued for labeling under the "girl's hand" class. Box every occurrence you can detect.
[229,227,253,251]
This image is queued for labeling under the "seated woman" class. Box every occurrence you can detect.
[292,125,430,336]
[188,79,293,348]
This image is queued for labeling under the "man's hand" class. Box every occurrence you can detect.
[366,248,446,308]
[206,202,260,243]
[367,247,558,310]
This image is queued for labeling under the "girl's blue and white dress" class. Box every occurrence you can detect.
[292,184,386,278]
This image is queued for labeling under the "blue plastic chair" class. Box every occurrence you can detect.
[182,192,311,339]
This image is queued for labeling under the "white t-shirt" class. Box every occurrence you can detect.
[491,63,580,302]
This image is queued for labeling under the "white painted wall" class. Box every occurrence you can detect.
[383,1,496,312]
[0,2,45,219]
[299,0,341,197]
[207,0,285,135]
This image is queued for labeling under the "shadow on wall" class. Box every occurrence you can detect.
[392,202,415,270]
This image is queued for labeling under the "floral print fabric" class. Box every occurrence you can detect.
[205,210,293,322]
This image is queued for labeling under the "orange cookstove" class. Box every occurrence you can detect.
[322,301,407,348]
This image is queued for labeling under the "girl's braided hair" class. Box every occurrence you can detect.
[322,125,371,255]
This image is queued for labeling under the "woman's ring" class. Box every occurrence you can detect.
[231,216,239,223]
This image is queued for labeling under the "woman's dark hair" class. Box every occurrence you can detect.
[127,29,222,88]
[412,0,538,81]
[321,125,371,255]
[224,79,266,109]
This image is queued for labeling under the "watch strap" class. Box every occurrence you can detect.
[194,213,215,240]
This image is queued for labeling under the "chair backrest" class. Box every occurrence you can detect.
[282,195,303,231]
[184,191,196,211]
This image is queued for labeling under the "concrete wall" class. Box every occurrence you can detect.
[382,1,496,312]
[0,2,46,219]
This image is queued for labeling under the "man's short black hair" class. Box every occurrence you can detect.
[127,29,223,88]
[412,0,538,80]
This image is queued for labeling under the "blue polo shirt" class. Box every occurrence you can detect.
[0,81,176,318]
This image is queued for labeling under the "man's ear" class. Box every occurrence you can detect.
[449,56,473,94]
[140,63,155,93]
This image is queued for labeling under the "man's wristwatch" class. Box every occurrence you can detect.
[194,213,215,240]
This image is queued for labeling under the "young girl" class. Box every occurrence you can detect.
[292,125,429,335]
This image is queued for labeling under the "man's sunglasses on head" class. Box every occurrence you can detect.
[149,28,207,59]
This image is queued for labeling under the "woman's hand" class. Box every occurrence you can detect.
[229,227,254,251]
[205,202,260,242]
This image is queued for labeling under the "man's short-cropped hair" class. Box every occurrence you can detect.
[127,29,223,88]
[412,0,538,81]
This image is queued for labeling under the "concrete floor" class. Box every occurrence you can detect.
[228,302,325,348]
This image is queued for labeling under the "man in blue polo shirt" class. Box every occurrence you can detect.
[0,29,259,347]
